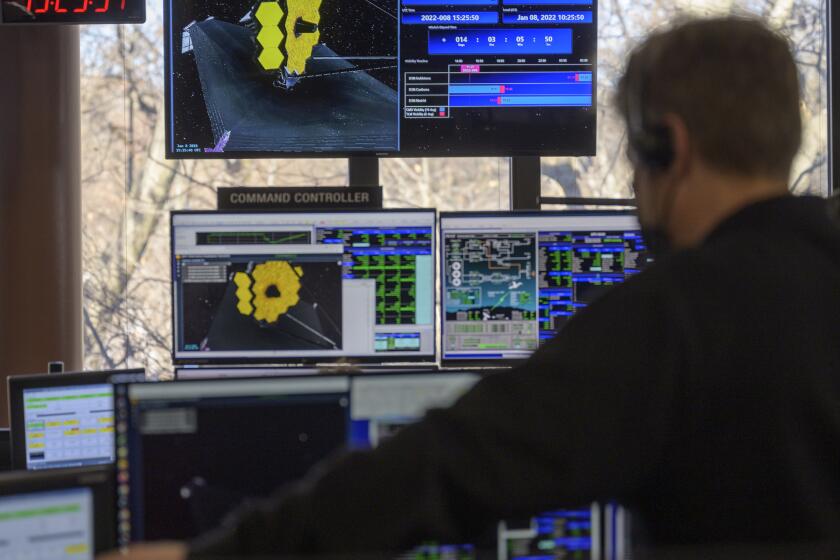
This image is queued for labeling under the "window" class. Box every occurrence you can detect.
[541,0,830,200]
[81,1,831,374]
[382,158,510,211]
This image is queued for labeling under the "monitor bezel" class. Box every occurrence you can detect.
[161,0,598,160]
[113,368,484,541]
[170,208,439,366]
[8,369,144,471]
[438,209,641,368]
[173,364,443,380]
[115,370,354,543]
[0,464,117,554]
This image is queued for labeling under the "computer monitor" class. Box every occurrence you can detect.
[8,370,144,471]
[349,372,480,448]
[115,375,351,543]
[0,465,116,557]
[440,211,651,364]
[171,210,436,364]
[350,372,599,559]
[165,0,596,157]
[499,507,600,560]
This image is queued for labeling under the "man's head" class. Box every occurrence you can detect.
[616,17,801,253]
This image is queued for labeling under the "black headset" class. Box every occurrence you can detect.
[625,51,675,171]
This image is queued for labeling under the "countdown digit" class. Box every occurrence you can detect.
[55,0,67,12]
[34,0,49,13]
[73,0,88,12]
[94,0,109,12]
[120,0,125,9]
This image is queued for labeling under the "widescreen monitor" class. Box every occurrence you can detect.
[165,0,597,157]
[8,370,144,471]
[440,211,651,364]
[350,373,599,559]
[171,210,436,364]
[115,375,351,543]
[0,465,116,558]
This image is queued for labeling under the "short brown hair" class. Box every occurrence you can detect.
[616,17,802,179]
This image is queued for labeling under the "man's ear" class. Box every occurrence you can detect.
[661,113,691,179]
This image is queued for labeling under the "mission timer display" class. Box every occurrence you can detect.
[399,0,596,156]
[1,0,145,24]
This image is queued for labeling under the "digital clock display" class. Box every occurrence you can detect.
[1,0,145,23]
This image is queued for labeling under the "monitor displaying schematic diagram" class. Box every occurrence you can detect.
[440,211,651,363]
[171,210,436,364]
[165,0,596,157]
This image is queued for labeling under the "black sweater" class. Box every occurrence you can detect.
[191,195,840,557]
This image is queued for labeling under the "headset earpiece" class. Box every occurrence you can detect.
[634,124,674,170]
[626,54,675,171]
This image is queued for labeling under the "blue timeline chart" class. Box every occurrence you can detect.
[399,0,596,155]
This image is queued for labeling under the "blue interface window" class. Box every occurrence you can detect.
[501,508,597,560]
[537,230,647,342]
[399,0,597,155]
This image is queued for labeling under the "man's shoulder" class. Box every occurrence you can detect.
[551,252,696,340]
[625,238,753,294]
[552,248,716,346]
[591,249,708,307]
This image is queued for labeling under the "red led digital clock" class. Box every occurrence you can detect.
[0,0,145,23]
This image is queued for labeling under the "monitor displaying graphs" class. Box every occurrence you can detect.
[0,487,95,560]
[22,385,115,471]
[165,0,596,157]
[171,210,436,363]
[440,211,651,363]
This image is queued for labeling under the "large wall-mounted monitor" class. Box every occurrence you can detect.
[8,370,144,471]
[171,210,436,364]
[440,211,651,364]
[164,0,596,157]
